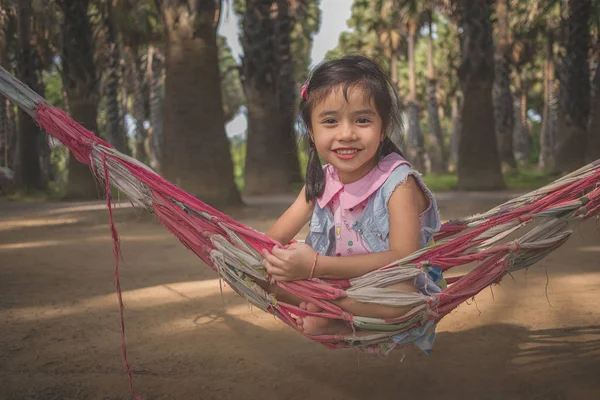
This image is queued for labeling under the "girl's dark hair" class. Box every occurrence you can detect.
[300,55,405,202]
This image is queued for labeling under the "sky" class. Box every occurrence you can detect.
[218,0,354,137]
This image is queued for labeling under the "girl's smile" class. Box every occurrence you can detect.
[333,148,360,159]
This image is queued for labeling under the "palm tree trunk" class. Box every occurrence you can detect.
[539,32,557,172]
[493,54,516,170]
[242,0,298,195]
[161,0,241,206]
[0,97,6,168]
[0,8,7,168]
[60,0,101,199]
[450,94,462,169]
[456,0,504,190]
[7,100,17,170]
[587,50,600,162]
[16,0,44,190]
[390,53,398,86]
[406,18,426,173]
[103,0,127,154]
[36,79,53,184]
[127,45,148,164]
[492,0,516,172]
[148,46,164,172]
[512,71,530,164]
[120,69,129,143]
[555,0,591,173]
[275,0,302,185]
[426,15,447,173]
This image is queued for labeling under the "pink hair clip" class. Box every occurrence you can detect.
[301,84,308,100]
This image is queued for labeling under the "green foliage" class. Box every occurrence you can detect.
[325,0,384,63]
[292,1,322,84]
[42,68,65,109]
[326,5,460,113]
[113,0,162,47]
[232,1,322,96]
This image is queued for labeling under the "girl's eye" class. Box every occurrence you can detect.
[322,119,337,124]
[356,118,371,124]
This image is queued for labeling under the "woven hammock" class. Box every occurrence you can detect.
[2,66,600,355]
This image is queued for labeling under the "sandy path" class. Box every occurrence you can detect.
[0,194,599,400]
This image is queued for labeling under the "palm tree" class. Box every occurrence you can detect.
[520,0,561,172]
[373,0,403,87]
[116,0,160,164]
[102,0,128,154]
[290,0,321,85]
[431,12,461,170]
[555,0,592,173]
[492,0,516,171]
[240,0,301,195]
[59,0,102,199]
[455,0,505,190]
[147,45,164,171]
[510,38,535,165]
[450,92,462,168]
[274,0,302,186]
[539,27,558,172]
[425,10,447,173]
[159,0,241,206]
[589,52,600,161]
[16,0,45,190]
[403,1,427,173]
[0,2,11,168]
[586,4,600,162]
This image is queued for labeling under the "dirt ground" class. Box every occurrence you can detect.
[1,192,599,400]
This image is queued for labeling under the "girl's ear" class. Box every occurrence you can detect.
[309,131,315,145]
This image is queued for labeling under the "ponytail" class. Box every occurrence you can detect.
[304,141,325,202]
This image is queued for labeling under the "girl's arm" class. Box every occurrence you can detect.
[265,186,314,245]
[315,176,427,280]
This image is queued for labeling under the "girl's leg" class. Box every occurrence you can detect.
[298,280,418,336]
[255,278,419,336]
[254,279,304,305]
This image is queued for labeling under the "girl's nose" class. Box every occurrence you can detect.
[337,121,356,141]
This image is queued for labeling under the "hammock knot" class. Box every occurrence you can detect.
[341,311,353,323]
[508,241,521,254]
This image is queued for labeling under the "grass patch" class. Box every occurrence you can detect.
[503,168,559,190]
[422,167,559,193]
[422,173,457,192]
[0,183,64,203]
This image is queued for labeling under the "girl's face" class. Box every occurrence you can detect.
[310,86,384,184]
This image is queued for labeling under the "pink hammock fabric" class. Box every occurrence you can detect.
[2,67,600,399]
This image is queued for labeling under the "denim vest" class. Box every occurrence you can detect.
[305,164,441,257]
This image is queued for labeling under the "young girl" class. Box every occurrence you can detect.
[261,55,443,349]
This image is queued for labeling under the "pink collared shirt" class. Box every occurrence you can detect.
[317,153,410,257]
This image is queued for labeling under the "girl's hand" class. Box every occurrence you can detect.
[261,242,316,281]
